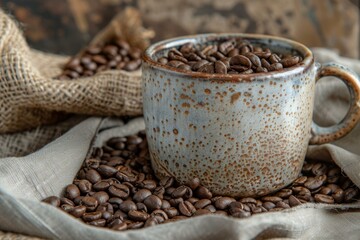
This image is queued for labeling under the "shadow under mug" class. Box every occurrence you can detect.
[142,33,360,197]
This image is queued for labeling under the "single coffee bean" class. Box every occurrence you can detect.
[144,195,162,211]
[161,200,171,210]
[92,191,109,205]
[133,189,152,203]
[261,196,282,203]
[332,189,344,203]
[304,176,325,190]
[194,199,212,209]
[178,201,196,217]
[93,181,110,191]
[214,210,228,216]
[108,185,130,199]
[128,210,150,222]
[77,180,92,193]
[164,207,179,218]
[276,201,290,209]
[194,186,212,199]
[231,209,251,218]
[344,188,359,202]
[275,189,292,198]
[214,60,227,74]
[159,176,175,188]
[288,195,302,207]
[214,197,236,210]
[244,52,261,67]
[151,209,169,221]
[172,185,193,199]
[193,209,211,216]
[82,211,102,222]
[68,205,87,218]
[229,55,252,68]
[262,202,276,210]
[240,197,257,204]
[42,196,61,207]
[127,221,144,229]
[108,197,123,206]
[60,197,75,206]
[312,163,328,176]
[111,222,127,231]
[281,56,300,67]
[60,204,74,212]
[81,196,98,211]
[65,184,80,200]
[85,169,101,184]
[140,180,157,191]
[97,165,118,177]
[119,200,137,213]
[314,194,334,204]
[88,219,106,227]
[204,204,217,213]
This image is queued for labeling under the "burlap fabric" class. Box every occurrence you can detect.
[0,50,360,239]
[0,8,153,134]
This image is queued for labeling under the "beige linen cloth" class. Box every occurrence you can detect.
[0,49,360,240]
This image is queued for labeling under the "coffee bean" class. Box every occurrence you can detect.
[231,209,251,218]
[77,180,92,193]
[312,163,328,176]
[144,195,162,211]
[85,169,101,184]
[42,196,61,207]
[178,201,196,217]
[332,189,344,203]
[194,186,212,199]
[304,176,325,190]
[88,219,106,227]
[268,63,283,71]
[97,165,118,177]
[164,207,179,218]
[128,210,150,222]
[314,194,334,204]
[261,196,282,203]
[276,201,290,209]
[229,55,252,68]
[198,63,215,73]
[240,197,257,204]
[172,185,193,199]
[81,196,98,211]
[281,56,300,67]
[93,191,109,205]
[151,209,168,221]
[214,60,227,74]
[275,189,292,198]
[60,197,74,206]
[159,176,175,188]
[194,199,211,209]
[127,221,144,229]
[119,200,137,213]
[244,52,261,67]
[219,40,234,55]
[65,184,80,200]
[108,185,130,199]
[193,209,211,216]
[111,222,127,231]
[82,211,102,222]
[344,188,359,202]
[288,195,302,207]
[133,189,152,203]
[68,205,87,218]
[214,197,236,210]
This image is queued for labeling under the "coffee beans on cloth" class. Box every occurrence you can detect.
[42,131,359,231]
[57,38,142,80]
[157,39,302,74]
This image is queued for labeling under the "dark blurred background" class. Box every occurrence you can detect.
[0,0,359,58]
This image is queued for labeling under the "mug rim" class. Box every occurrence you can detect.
[142,33,314,82]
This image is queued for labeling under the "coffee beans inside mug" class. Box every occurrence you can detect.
[156,38,302,74]
[42,131,359,231]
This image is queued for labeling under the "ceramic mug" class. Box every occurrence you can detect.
[142,34,360,197]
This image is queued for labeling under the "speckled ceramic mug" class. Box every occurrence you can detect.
[142,34,360,197]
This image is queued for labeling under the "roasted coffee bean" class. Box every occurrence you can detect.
[172,185,193,199]
[60,204,74,212]
[82,211,102,222]
[93,191,109,204]
[133,189,152,203]
[240,197,257,204]
[193,209,211,216]
[231,209,251,218]
[144,195,162,211]
[42,196,61,207]
[288,195,302,207]
[60,197,75,206]
[77,180,92,193]
[119,200,137,213]
[108,185,130,199]
[198,63,215,73]
[314,194,334,204]
[111,222,127,231]
[281,56,300,67]
[332,189,344,203]
[229,55,252,68]
[128,210,150,222]
[68,205,87,218]
[194,186,212,199]
[312,163,328,176]
[178,201,196,217]
[140,180,157,191]
[214,60,227,74]
[85,169,101,184]
[304,176,325,190]
[97,165,118,177]
[93,181,110,191]
[164,207,179,218]
[344,188,359,202]
[81,196,98,211]
[261,196,282,203]
[194,199,211,209]
[214,197,236,210]
[159,176,175,188]
[88,219,106,227]
[151,209,169,221]
[65,184,80,200]
[161,200,171,209]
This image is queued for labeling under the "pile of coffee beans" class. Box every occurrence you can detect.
[157,39,302,74]
[57,38,142,80]
[43,131,359,231]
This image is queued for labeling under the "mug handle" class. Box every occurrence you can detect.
[310,62,360,145]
